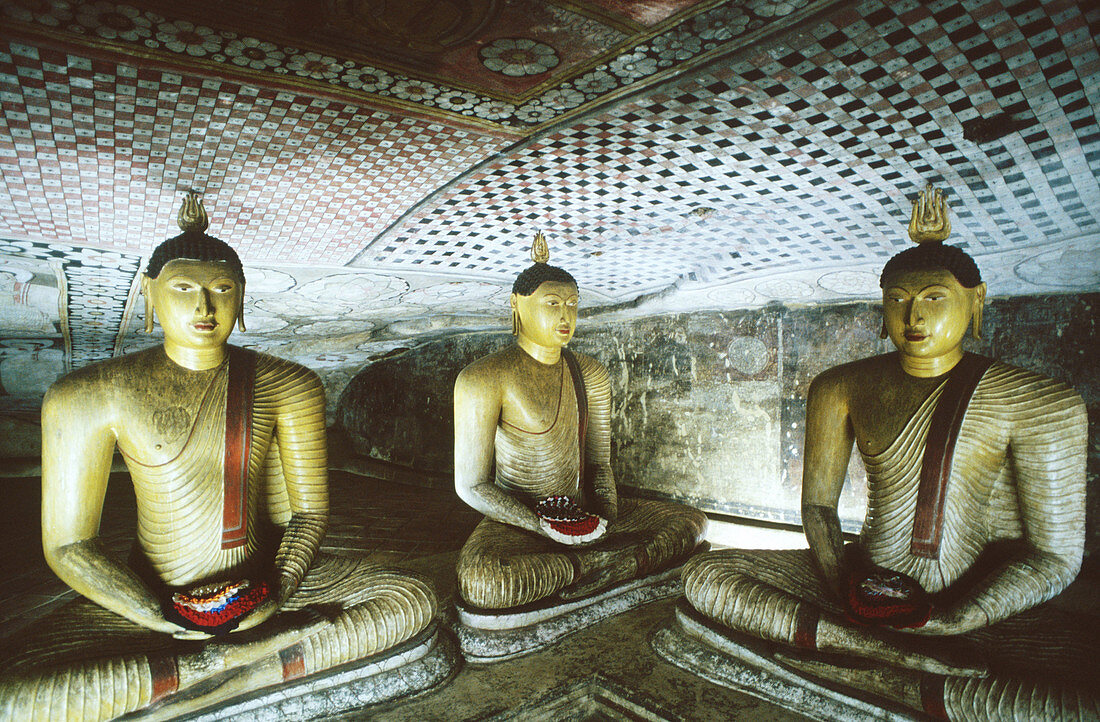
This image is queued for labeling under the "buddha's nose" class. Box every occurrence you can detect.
[196,288,212,315]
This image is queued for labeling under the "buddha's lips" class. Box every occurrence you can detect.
[904,332,927,342]
[193,321,216,331]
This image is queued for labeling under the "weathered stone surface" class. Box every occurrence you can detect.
[336,294,1099,551]
[653,604,917,722]
[454,567,682,663]
[161,626,460,722]
[337,332,510,474]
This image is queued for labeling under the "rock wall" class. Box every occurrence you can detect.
[338,293,1098,549]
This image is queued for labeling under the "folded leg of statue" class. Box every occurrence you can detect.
[0,556,451,722]
[454,497,707,662]
[664,547,1099,721]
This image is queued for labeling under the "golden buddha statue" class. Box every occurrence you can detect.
[453,232,708,611]
[680,186,1094,719]
[0,194,439,721]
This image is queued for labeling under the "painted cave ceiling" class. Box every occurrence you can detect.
[0,0,1097,407]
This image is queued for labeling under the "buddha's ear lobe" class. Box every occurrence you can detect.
[509,293,519,336]
[971,282,987,341]
[237,281,247,332]
[141,275,155,333]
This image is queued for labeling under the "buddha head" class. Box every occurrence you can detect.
[879,184,986,362]
[510,231,579,349]
[141,192,246,349]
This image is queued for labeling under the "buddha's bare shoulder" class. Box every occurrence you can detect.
[810,353,897,395]
[456,345,526,384]
[42,347,167,416]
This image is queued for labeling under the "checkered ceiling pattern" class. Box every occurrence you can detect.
[0,0,1097,383]
[0,42,510,265]
[361,0,1100,300]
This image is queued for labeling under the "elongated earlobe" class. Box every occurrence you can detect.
[141,276,154,333]
[879,320,888,339]
[971,282,986,341]
[144,294,154,333]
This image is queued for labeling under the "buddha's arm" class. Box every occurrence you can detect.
[581,357,616,521]
[266,366,330,602]
[800,371,854,596]
[454,365,544,534]
[919,386,1088,635]
[41,379,184,634]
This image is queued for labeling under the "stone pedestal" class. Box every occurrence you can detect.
[140,625,461,721]
[652,604,916,722]
[455,567,682,663]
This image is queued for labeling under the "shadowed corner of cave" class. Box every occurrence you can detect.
[0,0,1099,718]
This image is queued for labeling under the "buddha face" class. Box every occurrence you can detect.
[143,259,243,350]
[882,268,985,361]
[512,280,579,349]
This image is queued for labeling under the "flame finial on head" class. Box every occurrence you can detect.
[907,183,951,245]
[177,190,209,233]
[531,230,550,264]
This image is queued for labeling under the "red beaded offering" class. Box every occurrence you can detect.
[536,495,600,536]
[169,579,270,633]
[845,566,931,629]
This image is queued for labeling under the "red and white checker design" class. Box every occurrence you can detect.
[363,0,1100,300]
[0,41,510,266]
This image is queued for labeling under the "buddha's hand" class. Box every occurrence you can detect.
[540,515,608,545]
[232,596,282,633]
[908,603,989,636]
[536,495,608,545]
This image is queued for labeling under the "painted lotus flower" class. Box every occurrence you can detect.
[224,37,285,70]
[286,51,343,80]
[480,38,559,77]
[340,66,393,93]
[608,50,658,80]
[151,19,225,57]
[390,79,441,102]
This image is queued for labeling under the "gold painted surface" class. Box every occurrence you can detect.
[680,189,1093,718]
[453,238,707,609]
[0,197,438,721]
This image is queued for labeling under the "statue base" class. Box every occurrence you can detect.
[141,624,460,721]
[455,566,683,663]
[652,603,918,722]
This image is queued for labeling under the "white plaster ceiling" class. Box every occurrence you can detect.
[0,0,1097,405]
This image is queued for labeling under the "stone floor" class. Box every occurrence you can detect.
[0,469,804,721]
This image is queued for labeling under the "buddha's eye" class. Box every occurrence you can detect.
[213,284,234,293]
[173,282,194,291]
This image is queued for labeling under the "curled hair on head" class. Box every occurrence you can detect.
[879,243,981,289]
[512,263,577,296]
[145,231,245,283]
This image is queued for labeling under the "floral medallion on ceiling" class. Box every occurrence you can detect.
[0,0,824,131]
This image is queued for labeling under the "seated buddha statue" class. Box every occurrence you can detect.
[0,194,440,721]
[680,186,1093,719]
[453,233,708,612]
